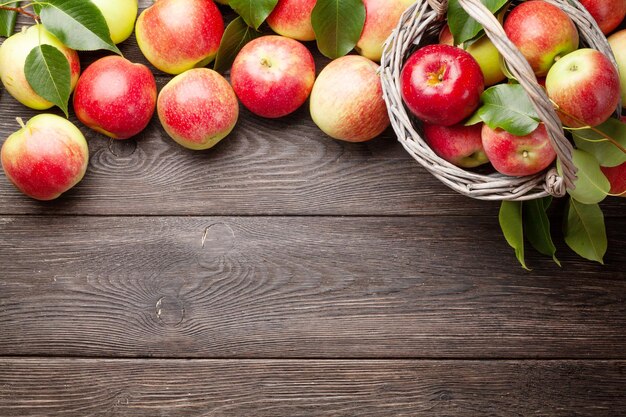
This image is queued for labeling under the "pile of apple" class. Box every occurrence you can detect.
[400,0,626,196]
[0,0,414,201]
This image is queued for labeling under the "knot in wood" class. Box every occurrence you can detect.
[155,295,185,327]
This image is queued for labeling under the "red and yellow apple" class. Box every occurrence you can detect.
[356,0,414,62]
[1,114,89,200]
[504,0,579,76]
[439,25,506,87]
[423,122,489,168]
[157,68,239,150]
[401,44,484,126]
[267,0,316,41]
[0,25,80,110]
[309,55,389,142]
[90,0,138,44]
[135,0,224,74]
[73,56,157,140]
[579,0,626,35]
[601,163,626,196]
[481,123,556,176]
[545,48,620,127]
[231,35,315,119]
[608,29,626,103]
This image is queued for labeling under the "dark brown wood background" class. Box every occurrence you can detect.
[1,2,625,415]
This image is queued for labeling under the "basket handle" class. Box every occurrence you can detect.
[455,0,578,196]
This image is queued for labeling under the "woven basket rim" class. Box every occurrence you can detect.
[380,0,621,201]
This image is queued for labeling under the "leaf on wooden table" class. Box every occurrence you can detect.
[447,0,508,45]
[229,0,278,30]
[24,44,71,117]
[39,0,120,54]
[476,84,540,136]
[524,197,560,266]
[0,2,19,37]
[558,149,610,204]
[312,0,366,59]
[572,117,626,168]
[214,16,261,73]
[564,198,607,264]
[499,200,529,270]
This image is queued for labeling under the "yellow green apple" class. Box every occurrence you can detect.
[0,25,81,110]
[90,0,138,44]
[356,0,414,62]
[608,29,626,104]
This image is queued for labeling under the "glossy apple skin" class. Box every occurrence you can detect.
[267,0,316,41]
[401,44,484,126]
[1,114,89,201]
[481,124,556,176]
[579,0,626,35]
[423,123,489,168]
[545,48,620,127]
[608,30,626,103]
[0,25,80,110]
[504,0,579,76]
[310,55,389,142]
[356,0,414,62]
[135,0,224,74]
[439,25,505,87]
[73,56,157,140]
[601,163,626,196]
[90,0,138,44]
[157,68,239,150]
[231,36,315,119]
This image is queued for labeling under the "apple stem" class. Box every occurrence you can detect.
[16,117,25,129]
[0,4,39,22]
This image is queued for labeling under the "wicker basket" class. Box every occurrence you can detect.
[380,0,621,201]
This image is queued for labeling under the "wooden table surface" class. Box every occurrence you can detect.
[1,2,625,416]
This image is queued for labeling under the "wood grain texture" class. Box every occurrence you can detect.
[1,358,625,417]
[1,215,624,358]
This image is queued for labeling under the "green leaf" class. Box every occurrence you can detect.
[213,16,261,73]
[499,200,529,270]
[475,84,540,136]
[32,4,42,14]
[24,44,71,116]
[464,111,483,126]
[558,149,610,204]
[447,0,508,45]
[564,199,607,264]
[229,0,278,30]
[0,1,19,37]
[572,118,626,167]
[524,197,560,266]
[312,0,366,59]
[39,0,120,54]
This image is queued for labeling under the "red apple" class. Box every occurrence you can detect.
[545,48,620,127]
[73,56,157,140]
[504,0,579,76]
[309,55,389,142]
[231,35,315,119]
[401,44,484,126]
[157,68,239,150]
[1,114,89,200]
[601,163,626,196]
[423,123,489,168]
[481,123,557,176]
[579,0,626,35]
[608,29,626,103]
[439,25,506,87]
[135,0,224,74]
[356,0,415,62]
[267,0,316,41]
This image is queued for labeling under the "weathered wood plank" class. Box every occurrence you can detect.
[1,358,625,416]
[1,216,624,358]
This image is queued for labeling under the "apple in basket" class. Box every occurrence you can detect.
[545,48,620,128]
[578,0,626,35]
[400,44,484,126]
[504,0,579,77]
[601,163,626,197]
[481,123,557,177]
[608,29,626,104]
[422,123,489,168]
